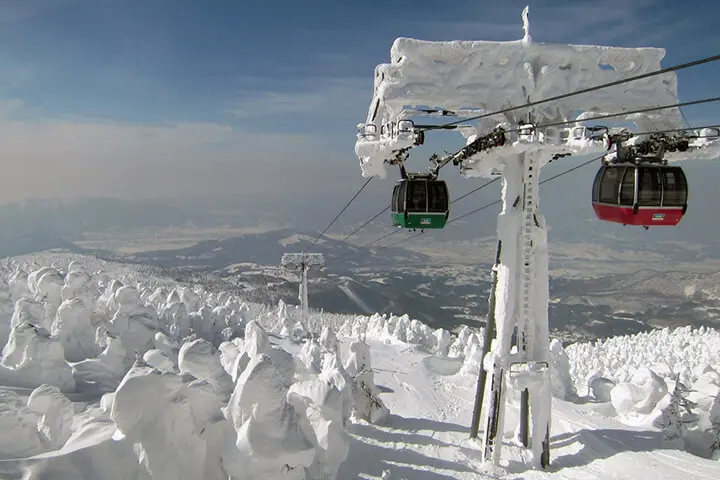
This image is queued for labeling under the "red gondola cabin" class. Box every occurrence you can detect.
[591,164,688,227]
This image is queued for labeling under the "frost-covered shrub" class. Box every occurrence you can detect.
[459,334,484,376]
[449,326,471,358]
[299,338,322,375]
[655,379,698,449]
[3,298,46,367]
[288,379,350,479]
[107,286,160,356]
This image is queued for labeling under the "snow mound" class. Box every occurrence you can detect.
[610,366,668,418]
[338,313,459,356]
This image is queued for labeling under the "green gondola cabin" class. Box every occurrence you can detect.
[391,179,450,229]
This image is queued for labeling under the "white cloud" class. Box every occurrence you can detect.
[227,78,372,119]
[0,118,359,204]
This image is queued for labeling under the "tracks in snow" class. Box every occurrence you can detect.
[342,337,720,480]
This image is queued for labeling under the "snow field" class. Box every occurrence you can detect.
[0,253,718,478]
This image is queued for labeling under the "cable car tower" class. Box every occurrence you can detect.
[281,253,325,331]
[353,5,719,469]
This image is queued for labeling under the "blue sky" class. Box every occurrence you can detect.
[0,0,718,202]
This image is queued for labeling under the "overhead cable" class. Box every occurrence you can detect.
[302,177,373,254]
[435,53,720,129]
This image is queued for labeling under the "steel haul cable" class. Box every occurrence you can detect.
[331,116,719,265]
[348,154,603,260]
[499,97,720,137]
[433,53,720,129]
[325,205,390,250]
[302,177,373,254]
[335,99,718,251]
[308,50,720,256]
[430,98,720,174]
[331,115,719,267]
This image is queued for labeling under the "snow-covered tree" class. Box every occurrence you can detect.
[345,338,389,424]
[656,379,698,448]
[709,394,720,460]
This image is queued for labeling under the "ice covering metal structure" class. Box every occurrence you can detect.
[355,6,686,179]
[281,253,325,331]
[352,5,712,469]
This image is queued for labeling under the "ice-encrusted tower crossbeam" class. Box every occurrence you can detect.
[353,6,683,469]
[281,253,325,331]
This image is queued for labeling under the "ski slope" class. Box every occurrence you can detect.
[335,337,720,479]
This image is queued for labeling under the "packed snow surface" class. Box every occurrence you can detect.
[0,252,719,478]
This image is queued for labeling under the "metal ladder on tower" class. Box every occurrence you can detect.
[519,154,538,355]
[482,153,542,462]
[515,153,539,447]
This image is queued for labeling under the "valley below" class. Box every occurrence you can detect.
[83,226,720,345]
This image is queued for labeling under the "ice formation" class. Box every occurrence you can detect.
[52,298,101,362]
[355,19,685,179]
[610,366,668,417]
[0,321,75,391]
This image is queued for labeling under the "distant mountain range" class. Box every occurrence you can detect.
[119,227,720,344]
